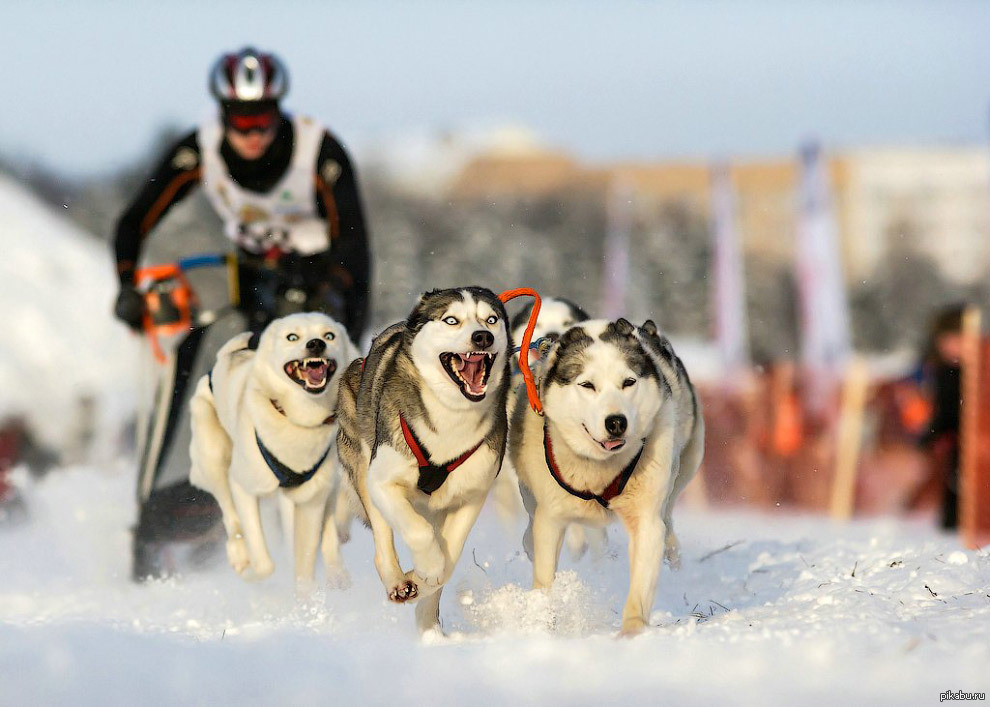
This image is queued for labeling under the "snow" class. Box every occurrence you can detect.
[2,464,987,705]
[0,174,139,451]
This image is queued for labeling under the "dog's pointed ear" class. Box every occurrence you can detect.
[642,319,659,337]
[614,318,635,336]
[536,333,565,399]
[247,331,261,351]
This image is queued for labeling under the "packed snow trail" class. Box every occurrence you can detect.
[1,464,987,705]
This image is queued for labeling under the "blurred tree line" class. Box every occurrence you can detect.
[3,134,987,358]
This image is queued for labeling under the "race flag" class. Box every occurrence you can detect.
[710,163,750,377]
[600,177,634,319]
[795,141,852,404]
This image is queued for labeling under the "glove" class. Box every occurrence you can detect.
[114,286,145,332]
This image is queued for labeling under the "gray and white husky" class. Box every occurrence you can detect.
[509,318,704,635]
[336,287,511,634]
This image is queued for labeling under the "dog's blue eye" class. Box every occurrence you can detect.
[443,316,459,325]
[486,315,498,325]
[579,381,596,391]
[287,333,299,342]
[323,332,336,341]
[623,378,636,389]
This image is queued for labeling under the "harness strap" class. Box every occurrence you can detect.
[542,423,644,508]
[255,431,332,488]
[399,414,484,495]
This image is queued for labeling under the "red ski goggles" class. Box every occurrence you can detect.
[226,109,279,134]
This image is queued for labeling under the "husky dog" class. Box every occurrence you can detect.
[509,296,590,362]
[509,318,704,635]
[188,312,359,588]
[336,287,511,634]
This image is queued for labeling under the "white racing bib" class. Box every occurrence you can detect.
[198,114,329,255]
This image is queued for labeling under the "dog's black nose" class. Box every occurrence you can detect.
[472,330,494,349]
[605,414,627,437]
[306,338,326,354]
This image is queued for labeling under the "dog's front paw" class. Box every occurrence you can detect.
[619,617,648,638]
[412,543,445,586]
[388,579,419,603]
[226,535,250,574]
[325,565,352,590]
[243,558,275,581]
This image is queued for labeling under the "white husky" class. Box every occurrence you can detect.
[188,312,359,589]
[509,318,704,635]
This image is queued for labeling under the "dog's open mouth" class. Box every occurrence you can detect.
[583,424,626,452]
[284,357,337,394]
[439,352,496,401]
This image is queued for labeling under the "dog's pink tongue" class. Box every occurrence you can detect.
[603,439,625,451]
[304,362,327,386]
[459,354,485,393]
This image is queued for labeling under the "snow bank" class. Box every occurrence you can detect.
[1,465,987,705]
[0,175,139,451]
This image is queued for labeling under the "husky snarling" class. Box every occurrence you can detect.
[509,318,704,635]
[188,312,360,589]
[336,287,511,634]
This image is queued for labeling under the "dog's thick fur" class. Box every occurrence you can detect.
[509,318,704,635]
[336,287,511,634]
[188,312,359,589]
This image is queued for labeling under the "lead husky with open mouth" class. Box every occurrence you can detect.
[509,318,704,635]
[188,312,359,589]
[336,287,511,635]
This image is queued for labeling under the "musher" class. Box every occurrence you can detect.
[112,47,371,579]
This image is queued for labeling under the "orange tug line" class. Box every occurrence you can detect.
[498,288,543,415]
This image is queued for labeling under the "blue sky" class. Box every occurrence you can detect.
[2,0,988,175]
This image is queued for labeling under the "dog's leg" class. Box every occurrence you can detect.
[409,498,483,636]
[371,479,444,587]
[531,509,566,590]
[414,586,443,637]
[332,485,354,544]
[367,449,444,587]
[320,505,350,589]
[352,457,417,602]
[293,493,326,594]
[618,513,666,636]
[664,416,705,570]
[435,497,485,584]
[230,480,275,580]
[188,380,247,572]
[564,524,588,560]
[279,493,294,552]
[367,500,418,602]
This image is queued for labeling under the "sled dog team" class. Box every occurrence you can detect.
[189,287,704,636]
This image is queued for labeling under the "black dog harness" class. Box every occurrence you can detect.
[255,432,332,488]
[208,370,334,488]
[400,415,484,495]
[543,423,644,508]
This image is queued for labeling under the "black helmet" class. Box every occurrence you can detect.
[209,47,288,103]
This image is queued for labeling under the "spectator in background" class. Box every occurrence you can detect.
[918,304,965,530]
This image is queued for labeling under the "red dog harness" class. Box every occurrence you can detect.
[400,415,484,495]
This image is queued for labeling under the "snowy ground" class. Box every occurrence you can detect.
[1,464,988,706]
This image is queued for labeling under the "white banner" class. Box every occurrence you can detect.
[711,163,750,377]
[795,142,852,401]
[600,178,634,319]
